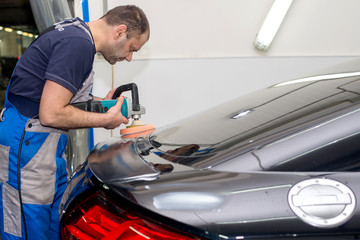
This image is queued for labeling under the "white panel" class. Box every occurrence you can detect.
[92,58,113,143]
[92,58,113,97]
[104,0,360,58]
[88,0,105,20]
[269,0,360,56]
[107,0,271,59]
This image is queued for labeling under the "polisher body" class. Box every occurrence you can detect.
[72,98,145,119]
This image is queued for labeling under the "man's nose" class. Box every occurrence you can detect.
[126,52,133,62]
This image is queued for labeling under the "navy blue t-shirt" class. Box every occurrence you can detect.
[8,18,96,117]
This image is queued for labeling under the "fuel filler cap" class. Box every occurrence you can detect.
[288,178,356,228]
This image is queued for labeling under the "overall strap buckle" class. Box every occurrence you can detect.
[0,108,5,121]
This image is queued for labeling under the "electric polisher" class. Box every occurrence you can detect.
[72,83,155,138]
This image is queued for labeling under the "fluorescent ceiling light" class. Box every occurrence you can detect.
[254,0,293,51]
[4,27,13,33]
[273,71,360,87]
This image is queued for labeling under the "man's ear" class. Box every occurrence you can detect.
[113,24,127,39]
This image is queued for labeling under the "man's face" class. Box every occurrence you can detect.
[104,31,149,65]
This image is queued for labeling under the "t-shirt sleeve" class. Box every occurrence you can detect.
[45,37,94,95]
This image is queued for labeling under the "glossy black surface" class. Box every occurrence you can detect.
[115,170,360,238]
[147,72,360,172]
[61,60,360,239]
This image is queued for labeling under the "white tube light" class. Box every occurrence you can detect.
[254,0,293,51]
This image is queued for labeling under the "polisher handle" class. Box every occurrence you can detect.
[112,83,140,111]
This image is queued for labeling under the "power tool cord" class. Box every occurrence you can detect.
[17,128,28,240]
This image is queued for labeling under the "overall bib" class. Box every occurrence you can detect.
[0,19,94,240]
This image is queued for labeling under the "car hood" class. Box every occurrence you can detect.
[144,65,360,171]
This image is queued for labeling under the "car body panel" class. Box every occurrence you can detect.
[147,74,360,173]
[114,170,360,237]
[60,60,360,239]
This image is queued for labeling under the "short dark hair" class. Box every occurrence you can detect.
[102,5,150,39]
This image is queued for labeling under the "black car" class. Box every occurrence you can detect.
[59,60,360,240]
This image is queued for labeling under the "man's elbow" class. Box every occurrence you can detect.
[39,112,59,127]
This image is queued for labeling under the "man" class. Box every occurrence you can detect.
[0,5,149,240]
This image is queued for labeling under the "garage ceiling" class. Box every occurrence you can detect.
[0,0,36,28]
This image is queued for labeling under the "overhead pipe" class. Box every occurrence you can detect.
[29,0,73,32]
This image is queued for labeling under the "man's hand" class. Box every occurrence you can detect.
[104,97,129,129]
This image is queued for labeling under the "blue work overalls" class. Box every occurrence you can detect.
[0,19,94,240]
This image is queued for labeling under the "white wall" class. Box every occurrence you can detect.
[74,0,360,143]
[81,0,360,58]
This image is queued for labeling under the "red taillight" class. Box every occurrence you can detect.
[62,192,203,240]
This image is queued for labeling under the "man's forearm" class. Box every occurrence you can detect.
[40,104,111,129]
[39,80,128,130]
